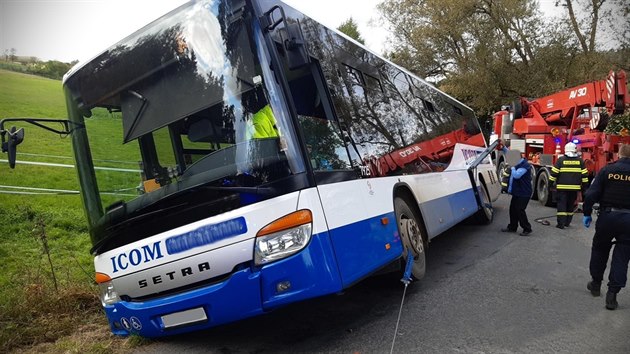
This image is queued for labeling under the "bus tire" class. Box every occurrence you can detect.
[394,197,427,281]
[536,169,555,207]
[497,159,506,178]
[471,182,493,225]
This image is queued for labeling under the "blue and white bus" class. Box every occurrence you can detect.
[1,0,500,337]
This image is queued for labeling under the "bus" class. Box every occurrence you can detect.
[0,0,501,337]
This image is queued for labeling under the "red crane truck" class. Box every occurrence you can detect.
[490,70,630,206]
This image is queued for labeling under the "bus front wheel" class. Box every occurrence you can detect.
[394,197,427,281]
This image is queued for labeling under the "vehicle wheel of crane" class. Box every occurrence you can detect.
[537,170,555,207]
[530,167,538,200]
[394,197,427,281]
[471,182,493,224]
[498,160,509,193]
[590,112,609,131]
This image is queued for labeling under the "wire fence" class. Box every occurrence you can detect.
[0,155,141,196]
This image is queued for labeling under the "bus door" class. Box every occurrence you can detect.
[282,59,399,287]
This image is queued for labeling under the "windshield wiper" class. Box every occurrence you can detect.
[123,90,148,143]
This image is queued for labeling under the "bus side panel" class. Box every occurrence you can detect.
[317,178,404,288]
[419,188,478,237]
[260,188,344,309]
[326,212,400,286]
[399,171,479,239]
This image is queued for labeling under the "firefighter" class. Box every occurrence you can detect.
[582,143,630,310]
[549,142,588,229]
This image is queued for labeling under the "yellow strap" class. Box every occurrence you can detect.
[556,184,581,190]
[558,167,583,173]
[557,212,574,216]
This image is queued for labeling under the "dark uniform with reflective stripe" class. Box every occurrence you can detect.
[583,157,630,295]
[549,155,588,227]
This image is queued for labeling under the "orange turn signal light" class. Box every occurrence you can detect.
[257,210,312,237]
[95,272,111,284]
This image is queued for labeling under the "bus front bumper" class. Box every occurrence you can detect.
[103,268,263,337]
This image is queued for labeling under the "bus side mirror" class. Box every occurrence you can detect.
[284,22,309,70]
[261,5,309,70]
[1,126,24,169]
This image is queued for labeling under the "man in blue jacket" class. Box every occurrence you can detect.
[501,147,533,236]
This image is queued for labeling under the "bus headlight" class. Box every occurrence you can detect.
[99,281,121,306]
[96,272,120,306]
[254,210,313,265]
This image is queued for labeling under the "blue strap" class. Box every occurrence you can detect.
[401,249,414,284]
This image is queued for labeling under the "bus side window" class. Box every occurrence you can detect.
[298,115,352,171]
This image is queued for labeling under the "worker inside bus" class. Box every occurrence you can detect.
[236,81,291,185]
[243,84,280,140]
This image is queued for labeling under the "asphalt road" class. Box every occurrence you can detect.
[135,194,630,353]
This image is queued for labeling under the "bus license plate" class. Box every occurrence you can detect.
[161,307,208,329]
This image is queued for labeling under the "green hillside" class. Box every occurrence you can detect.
[0,69,133,353]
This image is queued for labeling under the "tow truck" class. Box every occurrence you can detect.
[490,70,630,205]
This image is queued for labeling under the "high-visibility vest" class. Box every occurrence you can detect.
[549,156,588,190]
[252,105,279,139]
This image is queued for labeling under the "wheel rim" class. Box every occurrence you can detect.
[400,214,425,276]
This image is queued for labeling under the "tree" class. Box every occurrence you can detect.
[337,17,365,44]
[377,0,626,118]
[553,0,629,53]
[378,0,552,114]
[9,48,16,61]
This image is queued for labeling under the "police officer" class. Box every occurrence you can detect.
[549,142,589,229]
[583,143,630,310]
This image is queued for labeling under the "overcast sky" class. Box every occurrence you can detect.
[0,0,393,63]
[0,0,559,63]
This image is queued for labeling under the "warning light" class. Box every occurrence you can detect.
[572,138,580,144]
[551,128,560,137]
[620,128,629,137]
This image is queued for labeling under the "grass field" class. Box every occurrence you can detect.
[0,69,141,353]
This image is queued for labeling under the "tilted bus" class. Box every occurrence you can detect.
[0,0,500,337]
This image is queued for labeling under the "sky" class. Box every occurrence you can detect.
[0,0,393,63]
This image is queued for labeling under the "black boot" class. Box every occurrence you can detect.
[587,281,601,296]
[605,291,618,310]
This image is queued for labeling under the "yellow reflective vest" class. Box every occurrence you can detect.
[549,156,588,190]
[252,105,279,139]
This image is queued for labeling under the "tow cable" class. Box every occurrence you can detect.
[390,249,414,354]
[534,204,581,226]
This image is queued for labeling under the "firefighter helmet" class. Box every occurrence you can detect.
[564,142,578,157]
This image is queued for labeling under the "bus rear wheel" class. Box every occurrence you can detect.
[394,197,427,281]
[471,182,493,224]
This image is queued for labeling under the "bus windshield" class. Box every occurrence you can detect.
[63,0,306,250]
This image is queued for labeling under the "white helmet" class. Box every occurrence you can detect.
[564,142,578,157]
